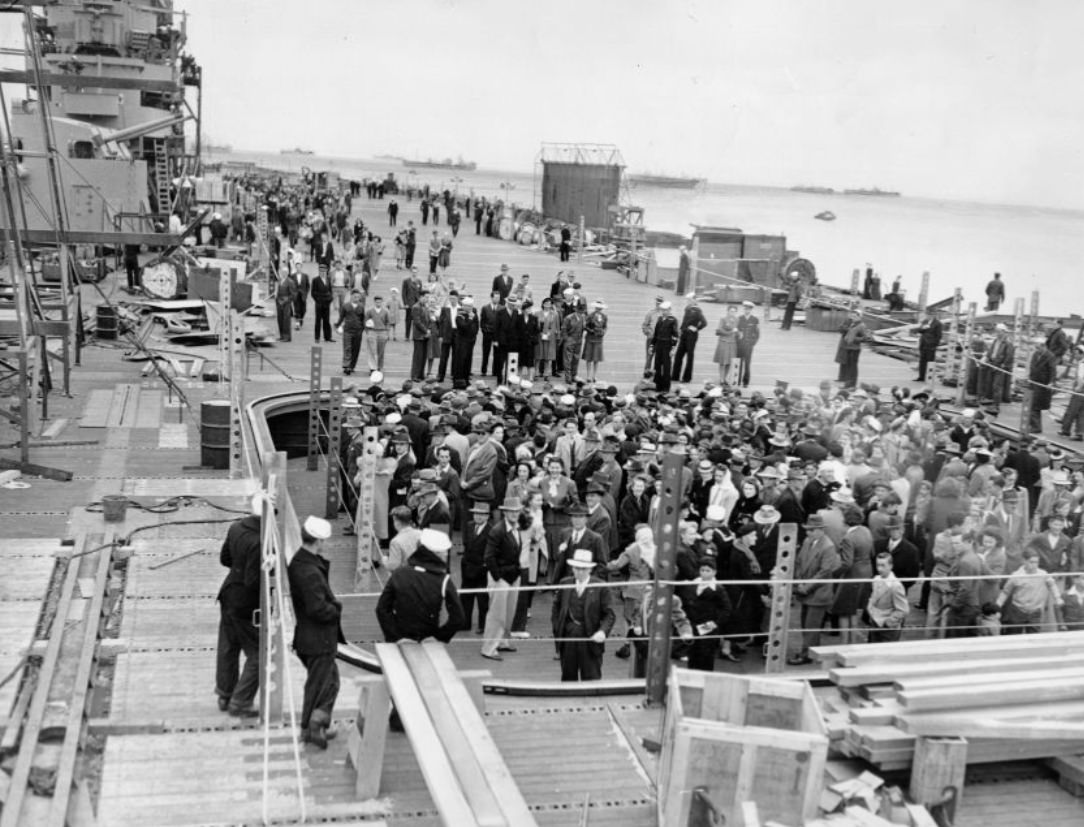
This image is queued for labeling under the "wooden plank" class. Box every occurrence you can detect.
[814,630,1084,665]
[0,534,84,827]
[830,654,1084,688]
[78,389,113,428]
[133,390,163,429]
[899,679,1084,712]
[420,641,536,825]
[347,676,390,799]
[48,534,113,827]
[400,643,517,826]
[900,716,1084,741]
[895,666,1084,693]
[373,643,480,827]
[104,385,137,428]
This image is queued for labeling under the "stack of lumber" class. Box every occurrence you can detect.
[811,631,1084,771]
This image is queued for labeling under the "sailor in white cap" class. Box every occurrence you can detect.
[672,290,708,384]
[650,299,679,393]
[375,528,466,644]
[781,270,804,331]
[286,515,342,748]
[984,321,1015,414]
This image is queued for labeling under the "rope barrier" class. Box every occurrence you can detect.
[335,566,1084,600]
[960,349,1084,399]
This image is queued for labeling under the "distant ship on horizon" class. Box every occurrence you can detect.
[843,186,900,197]
[280,147,315,156]
[628,172,705,189]
[402,156,477,171]
[791,185,836,194]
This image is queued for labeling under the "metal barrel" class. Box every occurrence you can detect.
[200,399,232,469]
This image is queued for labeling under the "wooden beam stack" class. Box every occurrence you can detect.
[811,631,1084,771]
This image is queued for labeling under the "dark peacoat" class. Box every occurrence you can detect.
[287,547,344,655]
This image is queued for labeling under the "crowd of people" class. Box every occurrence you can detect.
[210,179,1084,747]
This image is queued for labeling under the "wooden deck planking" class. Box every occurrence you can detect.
[133,389,164,429]
[157,422,190,449]
[121,477,257,498]
[98,707,654,826]
[77,388,114,428]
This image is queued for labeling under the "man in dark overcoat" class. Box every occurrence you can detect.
[287,516,343,748]
[551,549,616,681]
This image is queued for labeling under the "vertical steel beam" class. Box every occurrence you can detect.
[764,523,798,674]
[645,451,686,706]
[325,378,342,519]
[307,346,322,471]
[354,426,379,587]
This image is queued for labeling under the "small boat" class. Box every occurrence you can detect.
[791,185,835,194]
[814,210,836,221]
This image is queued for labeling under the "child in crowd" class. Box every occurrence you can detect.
[977,602,1002,636]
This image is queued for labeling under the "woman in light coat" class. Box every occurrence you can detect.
[713,305,739,384]
[537,297,562,377]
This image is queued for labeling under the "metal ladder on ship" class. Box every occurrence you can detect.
[150,136,172,215]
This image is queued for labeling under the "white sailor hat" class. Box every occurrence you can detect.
[303,515,332,540]
[419,528,452,554]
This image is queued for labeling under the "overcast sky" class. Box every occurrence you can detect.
[5,0,1084,209]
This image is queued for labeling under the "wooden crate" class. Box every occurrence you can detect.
[659,668,828,827]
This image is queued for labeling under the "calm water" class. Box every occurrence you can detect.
[213,148,1083,316]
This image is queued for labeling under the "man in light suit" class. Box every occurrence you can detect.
[788,514,841,665]
[481,496,526,660]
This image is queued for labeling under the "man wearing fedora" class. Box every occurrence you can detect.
[415,481,451,531]
[874,515,921,593]
[287,516,344,748]
[462,502,492,634]
[481,496,527,660]
[551,502,608,584]
[491,263,514,303]
[551,549,615,681]
[788,513,841,665]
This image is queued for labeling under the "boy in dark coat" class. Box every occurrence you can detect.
[287,516,343,748]
[683,557,732,671]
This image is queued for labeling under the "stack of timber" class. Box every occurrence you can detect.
[811,631,1084,771]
